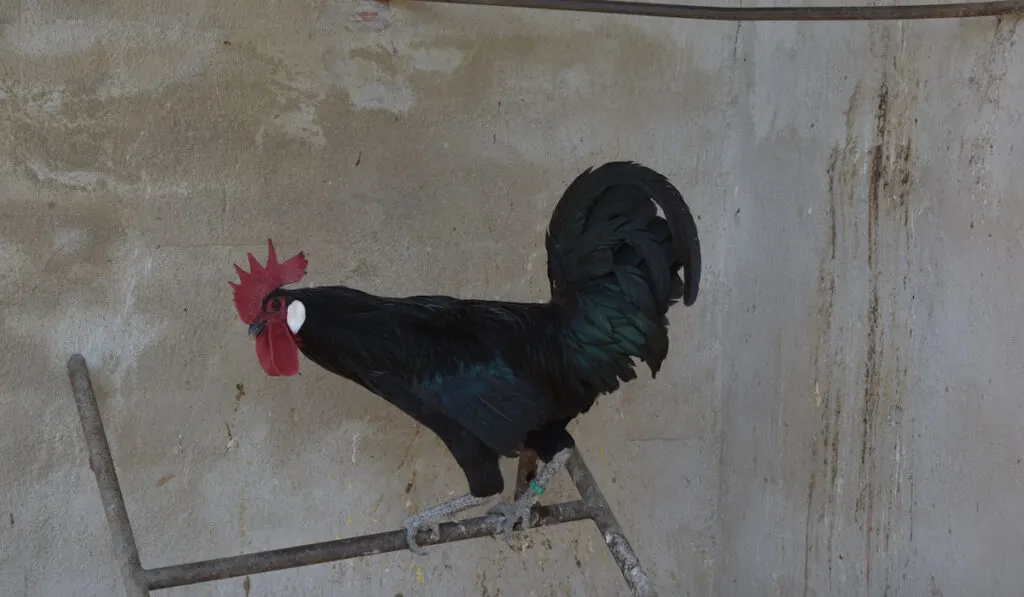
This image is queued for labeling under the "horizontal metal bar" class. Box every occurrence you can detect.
[406,0,1024,20]
[69,354,658,596]
[67,355,150,597]
[143,500,594,590]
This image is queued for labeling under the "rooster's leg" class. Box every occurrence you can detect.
[402,420,504,554]
[487,446,572,548]
[402,493,492,555]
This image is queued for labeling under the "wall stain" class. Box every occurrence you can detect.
[960,17,1020,211]
[861,80,889,593]
[967,16,1021,106]
[239,487,247,550]
[807,81,862,597]
[809,22,921,595]
[861,23,918,595]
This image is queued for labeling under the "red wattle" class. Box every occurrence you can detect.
[255,319,300,376]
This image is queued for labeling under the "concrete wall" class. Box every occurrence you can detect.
[2,2,1022,596]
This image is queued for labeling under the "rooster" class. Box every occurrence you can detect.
[229,161,701,554]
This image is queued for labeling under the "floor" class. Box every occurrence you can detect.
[2,2,1023,596]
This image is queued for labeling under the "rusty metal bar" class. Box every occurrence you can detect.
[406,0,1024,20]
[67,355,150,597]
[144,500,592,590]
[514,447,540,499]
[67,354,657,596]
[567,450,656,597]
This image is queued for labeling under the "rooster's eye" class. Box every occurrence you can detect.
[267,298,283,312]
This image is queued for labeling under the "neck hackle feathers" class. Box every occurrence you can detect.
[229,239,308,324]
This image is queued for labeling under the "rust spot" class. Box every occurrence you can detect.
[861,288,881,471]
[861,77,891,595]
[802,474,816,597]
[156,473,176,487]
[862,71,899,471]
[813,85,863,589]
[825,379,841,570]
[836,64,918,591]
[866,499,874,590]
[479,570,502,597]
[826,150,838,261]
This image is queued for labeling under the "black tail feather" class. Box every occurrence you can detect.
[546,161,701,308]
[544,161,701,395]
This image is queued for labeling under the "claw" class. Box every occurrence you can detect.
[398,493,493,555]
[487,501,535,550]
[402,516,440,555]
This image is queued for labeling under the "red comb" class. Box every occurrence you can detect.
[229,239,308,323]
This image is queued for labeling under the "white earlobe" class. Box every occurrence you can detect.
[287,300,306,334]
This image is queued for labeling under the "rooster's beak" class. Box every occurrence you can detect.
[248,319,266,339]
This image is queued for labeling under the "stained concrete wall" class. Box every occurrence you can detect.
[2,2,1022,596]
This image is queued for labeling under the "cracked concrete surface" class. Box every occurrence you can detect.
[2,2,1023,596]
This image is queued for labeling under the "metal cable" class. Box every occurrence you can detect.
[406,0,1024,21]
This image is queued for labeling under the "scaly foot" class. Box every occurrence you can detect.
[399,493,491,555]
[488,447,573,550]
[401,514,441,556]
[487,498,536,550]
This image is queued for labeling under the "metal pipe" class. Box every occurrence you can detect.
[143,500,593,590]
[406,0,1024,21]
[567,450,657,597]
[68,354,657,596]
[67,354,150,597]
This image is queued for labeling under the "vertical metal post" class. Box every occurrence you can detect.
[566,450,657,597]
[514,448,539,499]
[66,354,658,596]
[67,354,150,597]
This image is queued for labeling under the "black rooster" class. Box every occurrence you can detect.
[230,161,701,554]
